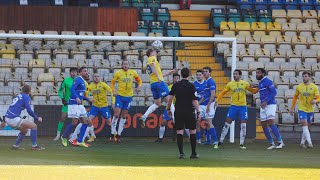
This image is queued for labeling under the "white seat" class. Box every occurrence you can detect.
[255,49,270,62]
[276,35,292,50]
[272,9,287,24]
[271,49,286,63]
[281,23,297,38]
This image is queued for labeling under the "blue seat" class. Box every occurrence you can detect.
[121,0,131,7]
[165,21,180,37]
[150,21,164,34]
[227,8,241,24]
[299,0,314,10]
[253,0,268,10]
[138,21,149,36]
[284,0,298,10]
[237,0,253,10]
[211,8,226,29]
[156,8,170,24]
[257,9,272,24]
[314,0,320,10]
[140,8,155,22]
[268,0,283,9]
[132,0,145,8]
[30,0,51,6]
[242,9,257,24]
[0,0,18,5]
[147,0,161,8]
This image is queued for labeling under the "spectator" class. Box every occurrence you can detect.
[180,0,191,10]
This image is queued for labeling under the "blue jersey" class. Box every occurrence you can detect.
[5,93,38,120]
[69,76,87,105]
[202,77,216,106]
[193,80,206,102]
[258,77,277,105]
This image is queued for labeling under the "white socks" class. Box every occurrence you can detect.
[117,118,126,136]
[159,126,165,138]
[240,123,247,145]
[89,126,95,137]
[170,103,175,121]
[302,126,312,145]
[220,122,231,143]
[70,123,82,141]
[184,129,190,138]
[111,116,118,135]
[143,104,159,120]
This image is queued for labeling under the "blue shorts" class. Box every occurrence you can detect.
[89,106,111,119]
[162,110,172,121]
[150,81,169,99]
[226,105,248,121]
[298,110,313,123]
[115,95,132,110]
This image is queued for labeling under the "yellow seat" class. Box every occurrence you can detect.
[236,22,251,35]
[251,22,266,35]
[0,49,15,59]
[267,22,282,36]
[220,21,235,33]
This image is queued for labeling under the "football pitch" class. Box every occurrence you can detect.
[0,137,319,180]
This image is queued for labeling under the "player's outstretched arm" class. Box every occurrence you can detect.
[110,73,118,96]
[247,86,259,94]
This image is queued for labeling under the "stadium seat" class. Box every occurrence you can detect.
[0,58,12,73]
[266,62,281,78]
[220,21,236,34]
[18,50,33,60]
[165,21,180,37]
[140,8,154,22]
[113,32,130,51]
[297,23,312,38]
[132,0,145,8]
[302,10,317,23]
[54,49,69,60]
[255,49,271,62]
[7,73,23,87]
[246,35,262,51]
[131,32,147,49]
[120,0,131,7]
[286,49,302,63]
[301,49,317,63]
[281,62,297,76]
[271,49,287,62]
[138,21,149,36]
[227,8,241,24]
[26,30,42,50]
[240,48,255,62]
[292,36,307,51]
[251,22,266,36]
[147,0,161,8]
[315,0,320,11]
[61,31,77,50]
[46,59,62,75]
[281,23,297,38]
[296,62,313,75]
[36,50,51,60]
[90,51,104,60]
[78,31,95,51]
[253,0,268,10]
[308,36,320,50]
[156,8,170,24]
[266,22,282,36]
[71,51,86,60]
[237,0,253,9]
[272,9,287,23]
[277,35,292,50]
[12,58,29,74]
[96,31,113,52]
[150,21,164,34]
[211,8,226,29]
[268,0,283,10]
[43,31,60,50]
[8,30,24,50]
[284,0,298,10]
[287,10,303,23]
[236,22,251,36]
[29,59,45,74]
[261,35,276,51]
[0,49,15,59]
[299,0,314,10]
[281,112,295,123]
[242,9,257,24]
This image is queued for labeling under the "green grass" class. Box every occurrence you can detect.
[0,137,320,179]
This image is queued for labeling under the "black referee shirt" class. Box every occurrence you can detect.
[169,79,197,113]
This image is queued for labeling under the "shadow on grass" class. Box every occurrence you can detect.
[0,137,320,169]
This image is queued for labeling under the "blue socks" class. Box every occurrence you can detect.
[30,129,37,147]
[206,129,211,143]
[196,131,201,141]
[270,124,282,143]
[263,127,274,144]
[62,123,74,138]
[210,128,218,144]
[15,132,26,146]
[77,124,88,143]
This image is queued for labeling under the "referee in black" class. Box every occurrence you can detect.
[166,68,200,159]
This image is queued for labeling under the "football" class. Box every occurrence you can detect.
[151,40,163,50]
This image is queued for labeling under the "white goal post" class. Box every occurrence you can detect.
[0,34,237,143]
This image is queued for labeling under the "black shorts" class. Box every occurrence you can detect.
[174,111,196,130]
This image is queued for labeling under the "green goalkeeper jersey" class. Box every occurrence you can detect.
[58,77,75,101]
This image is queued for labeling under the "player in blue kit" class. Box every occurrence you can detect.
[5,85,44,150]
[255,68,285,149]
[200,67,218,148]
[61,67,92,147]
[193,70,206,144]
